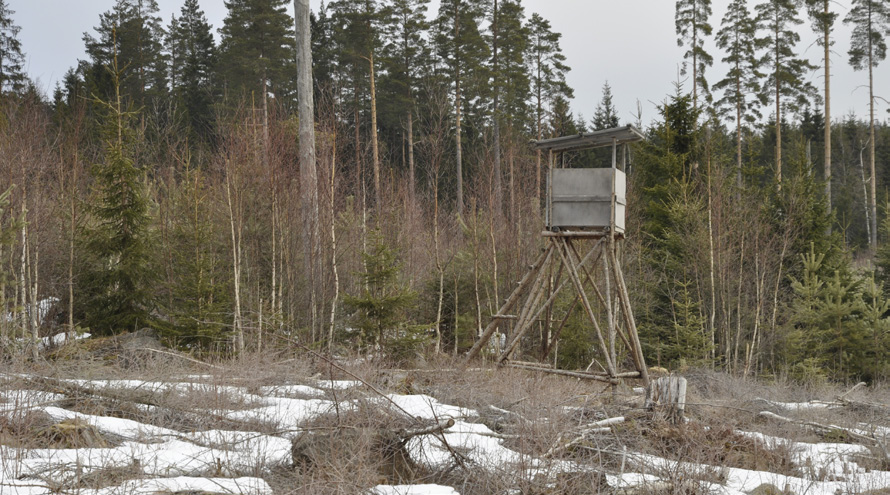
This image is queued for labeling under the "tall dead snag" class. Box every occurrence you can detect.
[295,0,320,335]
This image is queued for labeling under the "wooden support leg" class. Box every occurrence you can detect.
[501,239,604,364]
[499,258,551,362]
[541,295,579,361]
[610,244,649,386]
[463,245,553,366]
[554,238,616,378]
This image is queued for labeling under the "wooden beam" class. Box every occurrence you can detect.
[463,245,553,366]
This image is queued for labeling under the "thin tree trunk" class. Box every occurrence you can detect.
[868,50,877,247]
[408,112,415,205]
[823,0,832,226]
[225,171,244,354]
[328,133,339,352]
[454,2,464,218]
[861,141,872,244]
[369,54,381,212]
[707,149,716,364]
[774,20,782,187]
[492,0,502,220]
[434,176,443,353]
[735,69,743,194]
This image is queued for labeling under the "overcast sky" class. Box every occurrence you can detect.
[8,0,890,127]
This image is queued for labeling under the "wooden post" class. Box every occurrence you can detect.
[463,245,553,365]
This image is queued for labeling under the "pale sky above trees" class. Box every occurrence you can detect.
[8,0,890,126]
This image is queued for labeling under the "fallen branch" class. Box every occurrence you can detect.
[542,416,625,459]
[758,411,876,445]
[399,418,455,439]
[136,347,222,370]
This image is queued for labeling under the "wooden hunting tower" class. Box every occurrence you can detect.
[464,125,650,387]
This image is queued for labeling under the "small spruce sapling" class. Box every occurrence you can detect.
[344,230,424,360]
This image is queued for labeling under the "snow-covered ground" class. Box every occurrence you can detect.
[1,367,888,495]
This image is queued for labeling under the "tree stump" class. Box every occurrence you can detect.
[645,376,687,423]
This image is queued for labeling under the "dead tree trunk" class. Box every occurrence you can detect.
[295,0,320,336]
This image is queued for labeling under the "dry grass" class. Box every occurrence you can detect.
[3,347,890,494]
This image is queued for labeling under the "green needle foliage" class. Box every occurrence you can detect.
[344,230,419,355]
[78,46,156,335]
[0,0,26,96]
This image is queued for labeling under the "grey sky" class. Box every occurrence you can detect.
[8,0,889,127]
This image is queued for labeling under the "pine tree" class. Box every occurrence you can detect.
[527,12,572,202]
[380,0,432,203]
[488,0,529,218]
[218,0,296,102]
[79,49,156,335]
[755,0,818,186]
[844,0,889,248]
[330,0,383,208]
[84,0,168,108]
[0,0,26,96]
[805,0,838,222]
[434,0,490,216]
[675,0,713,111]
[592,81,619,131]
[167,0,217,142]
[713,0,763,190]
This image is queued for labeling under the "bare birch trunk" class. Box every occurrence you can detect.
[823,0,832,225]
[408,112,415,206]
[369,54,381,213]
[434,179,443,353]
[454,3,464,218]
[861,143,872,243]
[328,133,339,352]
[868,56,877,247]
[225,172,244,354]
[491,0,502,220]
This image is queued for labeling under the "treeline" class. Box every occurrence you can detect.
[0,0,889,382]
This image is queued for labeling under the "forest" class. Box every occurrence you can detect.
[1,0,889,384]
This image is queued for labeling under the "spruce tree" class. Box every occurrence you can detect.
[167,0,217,142]
[218,0,296,102]
[0,0,25,96]
[786,243,828,379]
[713,0,763,190]
[675,0,713,111]
[84,0,168,107]
[755,0,817,186]
[844,0,889,248]
[861,274,890,379]
[79,48,156,335]
[343,230,417,351]
[591,81,619,131]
